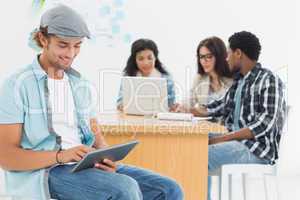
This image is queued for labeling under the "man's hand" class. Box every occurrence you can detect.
[90,118,108,149]
[94,158,117,173]
[190,107,201,116]
[57,145,95,163]
[191,106,209,117]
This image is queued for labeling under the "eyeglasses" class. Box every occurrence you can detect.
[199,53,214,61]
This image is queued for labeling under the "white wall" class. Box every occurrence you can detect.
[0,0,291,109]
[0,0,299,198]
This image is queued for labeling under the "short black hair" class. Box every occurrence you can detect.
[123,38,169,76]
[228,31,261,61]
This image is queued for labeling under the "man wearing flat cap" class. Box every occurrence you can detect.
[0,5,183,200]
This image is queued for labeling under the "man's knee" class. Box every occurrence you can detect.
[113,175,142,200]
[208,143,223,171]
[208,141,242,171]
[158,177,184,200]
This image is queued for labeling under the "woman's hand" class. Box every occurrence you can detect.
[117,104,123,111]
[169,103,180,112]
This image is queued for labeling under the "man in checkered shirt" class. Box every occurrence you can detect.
[194,31,286,200]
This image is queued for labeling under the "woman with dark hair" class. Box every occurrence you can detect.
[116,38,176,110]
[177,36,233,115]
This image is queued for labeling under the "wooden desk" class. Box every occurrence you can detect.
[98,113,227,200]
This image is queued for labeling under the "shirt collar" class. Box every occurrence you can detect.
[233,63,261,82]
[31,55,81,81]
[244,63,261,83]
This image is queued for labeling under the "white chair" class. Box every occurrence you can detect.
[210,106,290,200]
[0,168,57,200]
[211,163,279,200]
[0,168,6,195]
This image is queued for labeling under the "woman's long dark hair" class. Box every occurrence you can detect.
[123,39,169,76]
[196,36,233,78]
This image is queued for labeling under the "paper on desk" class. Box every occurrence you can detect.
[156,112,193,121]
[193,116,213,121]
[156,112,212,121]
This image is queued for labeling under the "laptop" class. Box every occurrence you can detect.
[122,76,169,115]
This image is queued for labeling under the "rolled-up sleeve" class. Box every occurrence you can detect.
[0,78,24,124]
[248,75,285,139]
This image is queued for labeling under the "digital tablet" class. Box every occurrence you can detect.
[71,140,139,173]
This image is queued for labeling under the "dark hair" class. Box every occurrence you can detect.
[123,39,169,76]
[196,36,232,78]
[228,31,261,61]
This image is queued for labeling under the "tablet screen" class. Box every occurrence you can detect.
[71,140,139,173]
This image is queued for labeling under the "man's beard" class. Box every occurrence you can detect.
[231,64,241,74]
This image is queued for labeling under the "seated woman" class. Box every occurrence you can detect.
[117,38,176,111]
[178,36,233,116]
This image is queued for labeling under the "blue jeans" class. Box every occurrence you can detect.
[48,164,183,200]
[207,134,269,200]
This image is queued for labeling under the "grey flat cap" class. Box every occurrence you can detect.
[40,5,90,39]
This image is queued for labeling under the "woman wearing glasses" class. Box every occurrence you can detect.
[177,36,233,116]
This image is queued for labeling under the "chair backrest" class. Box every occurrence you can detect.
[0,167,6,195]
[276,105,293,174]
[270,67,289,169]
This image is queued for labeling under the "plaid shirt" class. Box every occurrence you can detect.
[207,63,286,164]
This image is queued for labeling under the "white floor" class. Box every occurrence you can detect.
[1,169,300,200]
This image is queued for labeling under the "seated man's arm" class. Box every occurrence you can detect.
[190,106,209,117]
[209,75,285,145]
[246,75,286,140]
[0,124,95,171]
[0,78,58,171]
[0,123,57,171]
[209,127,254,145]
[192,93,227,117]
[0,78,95,171]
